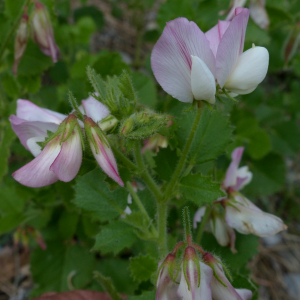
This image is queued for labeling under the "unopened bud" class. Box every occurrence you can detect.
[13,15,28,76]
[136,112,150,124]
[32,2,60,62]
[99,115,118,132]
[120,117,135,136]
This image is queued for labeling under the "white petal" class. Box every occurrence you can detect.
[224,46,269,93]
[193,207,206,229]
[81,96,110,123]
[26,136,45,157]
[225,197,287,236]
[191,56,216,104]
[235,288,253,300]
[210,217,230,247]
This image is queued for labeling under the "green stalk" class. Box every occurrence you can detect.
[133,142,163,201]
[0,0,31,61]
[163,102,203,202]
[195,205,212,244]
[157,201,167,258]
[126,181,157,236]
[111,145,138,171]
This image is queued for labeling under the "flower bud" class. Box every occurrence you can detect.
[32,2,59,62]
[99,115,119,132]
[120,117,135,136]
[136,112,150,124]
[13,15,28,76]
[178,247,213,300]
[84,117,124,187]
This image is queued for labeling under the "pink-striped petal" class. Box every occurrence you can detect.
[12,139,60,187]
[224,147,244,188]
[211,263,252,300]
[50,127,82,182]
[81,96,110,123]
[216,8,250,87]
[151,17,215,103]
[9,115,59,152]
[225,0,247,21]
[205,21,230,57]
[90,129,124,187]
[191,56,216,104]
[16,99,65,124]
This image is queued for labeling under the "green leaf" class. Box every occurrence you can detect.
[0,123,15,181]
[154,148,177,181]
[18,41,53,76]
[177,106,233,164]
[73,168,128,222]
[31,242,96,297]
[5,0,24,18]
[243,153,286,197]
[93,220,137,255]
[2,73,19,98]
[17,75,41,94]
[127,291,155,300]
[96,259,138,294]
[132,72,157,109]
[58,210,79,239]
[179,173,225,206]
[129,254,157,283]
[270,120,300,156]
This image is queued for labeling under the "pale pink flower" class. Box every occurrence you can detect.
[203,253,252,300]
[177,247,213,300]
[13,15,29,76]
[224,147,252,191]
[12,114,82,187]
[84,117,124,187]
[32,2,60,62]
[225,194,287,237]
[151,8,269,104]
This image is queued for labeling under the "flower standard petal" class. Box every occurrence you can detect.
[151,17,215,103]
[9,115,59,153]
[224,147,244,188]
[16,99,66,123]
[216,8,250,87]
[12,138,60,188]
[224,46,269,94]
[50,126,82,182]
[191,56,216,104]
[81,96,110,123]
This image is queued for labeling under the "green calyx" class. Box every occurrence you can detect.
[99,115,119,133]
[120,111,168,140]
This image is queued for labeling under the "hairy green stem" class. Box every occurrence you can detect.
[195,205,212,244]
[0,0,31,61]
[133,142,163,201]
[112,145,138,171]
[163,102,203,202]
[221,88,238,102]
[126,181,157,236]
[157,202,167,257]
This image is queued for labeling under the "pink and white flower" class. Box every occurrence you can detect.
[225,194,287,236]
[32,2,60,62]
[224,147,252,191]
[84,117,124,187]
[177,247,213,300]
[203,253,252,300]
[12,114,82,187]
[13,15,29,76]
[151,8,269,104]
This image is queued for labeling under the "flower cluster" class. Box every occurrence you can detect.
[156,239,252,300]
[194,147,287,252]
[151,8,269,104]
[13,2,59,75]
[10,98,123,188]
